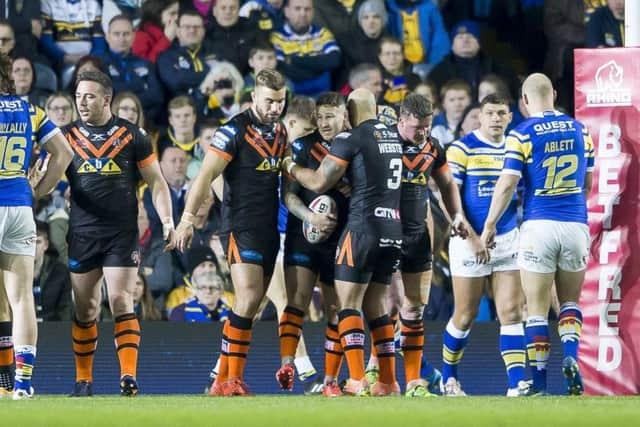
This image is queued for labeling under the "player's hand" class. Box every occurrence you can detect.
[175,221,194,252]
[162,223,177,252]
[309,212,337,234]
[480,225,497,250]
[470,235,490,264]
[335,181,351,197]
[450,213,469,239]
[282,156,295,177]
[28,155,50,196]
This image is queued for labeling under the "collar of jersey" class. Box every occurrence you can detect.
[168,128,199,151]
[529,109,563,118]
[472,129,505,147]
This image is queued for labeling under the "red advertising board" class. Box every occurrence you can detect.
[575,47,640,395]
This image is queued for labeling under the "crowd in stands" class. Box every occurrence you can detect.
[5,0,625,322]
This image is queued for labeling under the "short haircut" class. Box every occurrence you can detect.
[348,63,380,90]
[287,96,316,123]
[0,53,15,95]
[316,92,345,108]
[479,93,509,110]
[378,36,402,55]
[179,9,204,24]
[168,95,196,113]
[399,93,433,119]
[249,40,276,58]
[255,69,286,91]
[479,74,512,103]
[440,78,471,99]
[108,14,133,29]
[76,70,113,97]
[199,117,221,131]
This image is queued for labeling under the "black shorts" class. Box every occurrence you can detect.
[220,230,280,278]
[399,231,432,273]
[334,229,401,285]
[284,232,337,286]
[67,228,139,273]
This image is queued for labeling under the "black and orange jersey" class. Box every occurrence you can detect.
[209,109,287,234]
[328,120,403,239]
[288,129,349,241]
[63,116,155,233]
[399,133,447,235]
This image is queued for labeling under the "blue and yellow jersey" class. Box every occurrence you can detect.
[270,24,339,60]
[503,110,595,224]
[447,130,518,235]
[0,96,59,207]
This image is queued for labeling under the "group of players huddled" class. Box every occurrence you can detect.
[0,51,592,399]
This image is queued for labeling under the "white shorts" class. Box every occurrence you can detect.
[0,206,36,257]
[449,228,519,278]
[518,220,590,273]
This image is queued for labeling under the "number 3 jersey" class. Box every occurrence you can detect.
[327,119,403,239]
[63,116,155,232]
[502,110,595,225]
[0,97,59,207]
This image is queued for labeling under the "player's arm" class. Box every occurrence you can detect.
[175,149,229,252]
[432,165,469,239]
[139,160,175,248]
[282,176,336,231]
[584,172,593,198]
[284,155,346,194]
[33,132,73,199]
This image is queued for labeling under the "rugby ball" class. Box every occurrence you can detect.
[303,195,337,244]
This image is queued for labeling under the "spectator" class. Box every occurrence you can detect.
[378,36,420,106]
[202,61,244,121]
[0,1,44,64]
[133,272,163,321]
[455,103,480,139]
[270,0,341,97]
[45,91,77,127]
[101,0,143,34]
[112,91,145,128]
[386,0,450,79]
[0,21,16,57]
[348,62,384,101]
[132,0,179,63]
[242,41,293,99]
[187,118,220,180]
[168,247,230,322]
[100,15,164,122]
[428,20,519,101]
[12,56,49,108]
[66,55,107,91]
[157,10,212,113]
[431,79,472,147]
[339,0,388,88]
[183,0,214,23]
[40,0,106,69]
[240,0,286,34]
[204,0,265,75]
[585,0,625,48]
[411,79,440,114]
[156,95,199,157]
[33,221,72,321]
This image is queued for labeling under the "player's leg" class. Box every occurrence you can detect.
[492,270,527,396]
[401,269,435,397]
[0,282,13,395]
[321,281,343,396]
[104,266,140,396]
[363,281,400,397]
[0,253,36,399]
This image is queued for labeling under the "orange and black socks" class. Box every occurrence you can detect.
[324,322,343,380]
[338,309,366,381]
[216,319,230,383]
[72,318,98,382]
[278,306,304,362]
[369,315,396,385]
[114,313,141,379]
[227,312,253,380]
[400,316,424,383]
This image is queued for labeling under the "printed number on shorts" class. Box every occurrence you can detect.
[387,158,402,189]
[0,136,27,174]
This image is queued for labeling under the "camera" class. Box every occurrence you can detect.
[214,79,233,90]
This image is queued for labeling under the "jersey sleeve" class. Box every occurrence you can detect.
[327,131,355,168]
[209,123,239,162]
[431,137,450,176]
[502,130,531,177]
[32,106,61,145]
[291,138,310,168]
[582,126,595,172]
[134,127,157,169]
[446,139,468,185]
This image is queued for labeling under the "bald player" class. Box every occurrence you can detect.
[481,73,594,396]
[283,89,404,396]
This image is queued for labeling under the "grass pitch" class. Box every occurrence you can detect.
[1,395,638,427]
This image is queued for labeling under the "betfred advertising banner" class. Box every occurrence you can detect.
[575,48,640,395]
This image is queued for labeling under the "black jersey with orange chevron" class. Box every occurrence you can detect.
[63,116,155,233]
[328,120,403,239]
[288,129,349,242]
[209,108,287,234]
[399,133,447,235]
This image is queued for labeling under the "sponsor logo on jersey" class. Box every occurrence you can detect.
[0,100,24,111]
[255,157,281,172]
[77,158,122,175]
[374,207,401,220]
